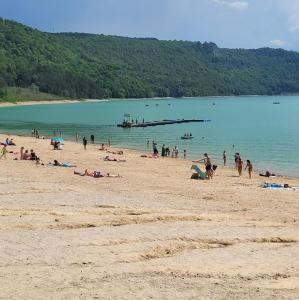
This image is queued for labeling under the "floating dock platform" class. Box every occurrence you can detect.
[117,119,210,128]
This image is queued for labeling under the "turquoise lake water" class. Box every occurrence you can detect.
[0,96,298,177]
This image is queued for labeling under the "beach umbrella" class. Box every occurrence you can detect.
[50,137,64,145]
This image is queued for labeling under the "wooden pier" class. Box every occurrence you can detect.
[117,119,210,128]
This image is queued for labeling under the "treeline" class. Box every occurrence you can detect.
[1,18,299,100]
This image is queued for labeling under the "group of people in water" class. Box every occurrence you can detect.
[147,140,254,179]
[80,134,111,150]
[150,141,187,159]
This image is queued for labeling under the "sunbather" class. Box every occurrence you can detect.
[106,150,123,155]
[74,169,103,178]
[259,171,276,177]
[103,155,126,162]
[49,160,77,167]
[74,170,121,178]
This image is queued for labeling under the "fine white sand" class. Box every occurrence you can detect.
[0,133,298,299]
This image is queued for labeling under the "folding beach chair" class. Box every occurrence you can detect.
[191,164,207,180]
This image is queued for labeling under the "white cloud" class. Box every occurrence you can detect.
[270,39,288,47]
[212,0,249,11]
[276,1,299,33]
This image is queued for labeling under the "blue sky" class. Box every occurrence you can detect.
[1,0,299,50]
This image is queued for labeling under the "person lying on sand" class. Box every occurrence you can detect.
[259,171,276,177]
[106,150,123,155]
[49,160,77,167]
[74,170,121,178]
[262,182,299,190]
[140,154,158,158]
[103,155,126,162]
[74,169,103,177]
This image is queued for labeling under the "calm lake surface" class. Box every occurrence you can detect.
[0,96,298,177]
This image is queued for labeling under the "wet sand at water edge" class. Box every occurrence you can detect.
[0,133,299,299]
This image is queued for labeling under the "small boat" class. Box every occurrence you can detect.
[145,104,149,107]
[181,136,194,140]
[273,101,280,104]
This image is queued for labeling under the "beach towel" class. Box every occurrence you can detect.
[262,182,284,190]
[191,164,207,180]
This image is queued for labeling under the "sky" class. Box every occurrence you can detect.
[1,0,299,51]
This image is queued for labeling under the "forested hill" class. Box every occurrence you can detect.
[1,18,299,100]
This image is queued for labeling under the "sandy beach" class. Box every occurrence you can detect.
[0,133,298,299]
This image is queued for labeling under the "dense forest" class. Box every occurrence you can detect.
[1,18,299,100]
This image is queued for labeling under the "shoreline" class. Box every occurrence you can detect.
[1,130,299,180]
[2,129,299,179]
[1,132,298,181]
[1,93,299,108]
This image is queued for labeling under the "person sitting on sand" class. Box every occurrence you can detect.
[23,150,30,160]
[99,143,106,151]
[30,149,37,161]
[4,138,16,146]
[53,141,61,150]
[245,160,253,179]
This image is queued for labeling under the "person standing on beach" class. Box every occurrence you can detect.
[83,137,87,150]
[223,150,227,166]
[90,134,95,144]
[75,132,79,143]
[237,158,243,176]
[0,145,8,160]
[108,139,111,147]
[195,153,213,179]
[184,149,186,159]
[174,146,179,158]
[161,144,166,157]
[234,153,240,169]
[20,146,24,160]
[153,143,158,155]
[245,160,253,179]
